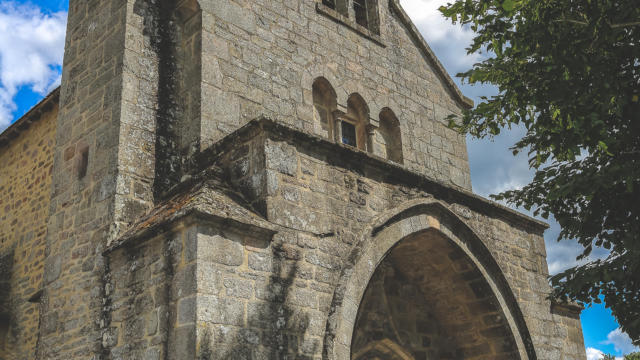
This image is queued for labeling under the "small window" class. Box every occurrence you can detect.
[353,0,369,28]
[341,93,370,151]
[76,145,89,179]
[342,121,357,147]
[317,0,379,37]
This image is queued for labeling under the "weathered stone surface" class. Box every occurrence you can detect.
[198,233,244,266]
[198,295,245,326]
[0,94,57,359]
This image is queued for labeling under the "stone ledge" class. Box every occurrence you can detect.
[316,3,386,48]
[105,178,281,253]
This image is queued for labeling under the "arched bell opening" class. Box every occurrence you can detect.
[313,77,338,140]
[377,108,403,164]
[351,228,521,360]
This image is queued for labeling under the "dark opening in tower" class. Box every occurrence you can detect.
[342,121,357,147]
[353,0,369,28]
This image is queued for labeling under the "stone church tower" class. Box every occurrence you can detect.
[0,0,587,359]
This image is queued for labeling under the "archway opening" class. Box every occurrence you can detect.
[351,229,520,360]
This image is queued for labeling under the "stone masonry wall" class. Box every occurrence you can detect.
[96,121,586,359]
[106,225,191,360]
[550,305,587,360]
[262,136,583,359]
[96,121,580,359]
[197,0,472,189]
[39,0,157,358]
[200,122,585,359]
[21,0,585,358]
[0,101,57,359]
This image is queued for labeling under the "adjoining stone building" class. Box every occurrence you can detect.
[0,0,587,359]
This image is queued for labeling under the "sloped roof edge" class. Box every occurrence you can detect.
[389,0,474,109]
[0,87,60,148]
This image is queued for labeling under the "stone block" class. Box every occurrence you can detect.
[224,276,254,299]
[265,140,298,176]
[169,325,196,360]
[172,263,197,298]
[44,254,62,284]
[198,295,245,326]
[197,232,243,266]
[178,296,196,325]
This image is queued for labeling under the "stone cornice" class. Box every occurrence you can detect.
[551,299,585,319]
[109,117,548,253]
[193,118,549,233]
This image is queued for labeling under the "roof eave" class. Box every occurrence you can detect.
[389,0,474,109]
[0,87,60,148]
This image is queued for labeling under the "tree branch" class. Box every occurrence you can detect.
[610,21,640,28]
[552,19,640,28]
[551,19,588,26]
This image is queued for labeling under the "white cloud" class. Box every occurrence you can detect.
[0,2,66,131]
[585,347,627,360]
[465,125,531,198]
[399,0,484,73]
[586,347,605,360]
[604,328,640,355]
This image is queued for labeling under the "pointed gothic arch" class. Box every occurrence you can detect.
[323,199,537,360]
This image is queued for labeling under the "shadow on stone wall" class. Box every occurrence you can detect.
[0,249,13,316]
[203,236,310,360]
[0,248,14,356]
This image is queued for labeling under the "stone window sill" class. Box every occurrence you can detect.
[316,3,385,48]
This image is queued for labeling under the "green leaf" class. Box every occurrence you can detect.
[502,0,515,11]
[598,141,608,152]
[440,0,640,344]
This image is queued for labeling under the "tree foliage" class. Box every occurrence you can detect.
[607,352,640,360]
[439,0,640,344]
[624,352,640,360]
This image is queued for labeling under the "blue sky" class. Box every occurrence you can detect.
[0,0,636,358]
